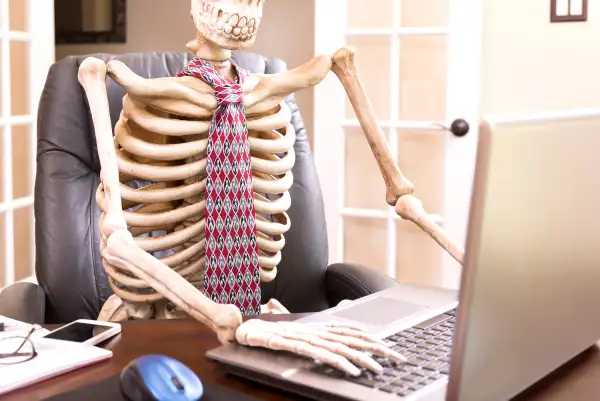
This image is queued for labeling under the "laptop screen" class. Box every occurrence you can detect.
[447,113,600,401]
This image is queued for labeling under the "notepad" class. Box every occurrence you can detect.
[0,317,112,396]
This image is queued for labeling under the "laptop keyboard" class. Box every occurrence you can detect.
[311,309,456,398]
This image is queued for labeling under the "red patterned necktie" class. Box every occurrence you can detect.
[177,58,261,316]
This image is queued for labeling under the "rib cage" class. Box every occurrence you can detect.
[96,70,295,305]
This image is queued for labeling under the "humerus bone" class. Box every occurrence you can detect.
[331,47,465,265]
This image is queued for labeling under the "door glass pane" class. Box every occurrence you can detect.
[400,0,449,27]
[0,41,3,114]
[398,35,448,121]
[396,220,442,286]
[344,127,389,211]
[10,40,29,116]
[9,0,28,31]
[344,217,387,274]
[347,0,393,29]
[14,206,32,281]
[345,36,391,120]
[397,129,444,214]
[0,213,5,288]
[12,124,31,199]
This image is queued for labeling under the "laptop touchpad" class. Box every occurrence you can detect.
[332,297,428,326]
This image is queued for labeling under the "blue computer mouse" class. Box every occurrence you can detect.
[120,354,204,401]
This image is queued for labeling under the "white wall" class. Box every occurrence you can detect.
[56,0,315,142]
[482,0,600,114]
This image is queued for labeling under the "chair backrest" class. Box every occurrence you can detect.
[35,51,330,323]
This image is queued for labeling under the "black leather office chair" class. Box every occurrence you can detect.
[0,51,398,325]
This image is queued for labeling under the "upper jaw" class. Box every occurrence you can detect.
[193,0,263,50]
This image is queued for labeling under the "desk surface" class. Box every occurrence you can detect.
[1,315,599,401]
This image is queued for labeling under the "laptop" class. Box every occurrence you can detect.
[206,112,600,401]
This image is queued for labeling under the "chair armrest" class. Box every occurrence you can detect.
[325,263,399,307]
[0,282,46,324]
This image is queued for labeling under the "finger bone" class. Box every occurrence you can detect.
[236,327,362,376]
[279,331,383,374]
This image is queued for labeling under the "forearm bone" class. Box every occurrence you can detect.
[331,48,464,265]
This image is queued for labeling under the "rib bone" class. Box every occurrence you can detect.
[96,59,296,306]
[78,57,243,343]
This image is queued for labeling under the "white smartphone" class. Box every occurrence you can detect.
[42,319,121,346]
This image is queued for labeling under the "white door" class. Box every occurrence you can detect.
[314,0,483,289]
[0,0,55,288]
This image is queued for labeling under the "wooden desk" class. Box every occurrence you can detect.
[1,316,599,401]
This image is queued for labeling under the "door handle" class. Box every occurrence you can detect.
[447,119,470,137]
[433,119,470,137]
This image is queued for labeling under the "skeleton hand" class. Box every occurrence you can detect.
[235,319,406,376]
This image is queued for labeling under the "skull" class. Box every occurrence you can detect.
[191,0,264,50]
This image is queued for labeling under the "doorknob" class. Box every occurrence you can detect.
[448,119,469,137]
[431,119,470,137]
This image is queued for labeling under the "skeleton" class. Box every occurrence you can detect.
[76,0,464,377]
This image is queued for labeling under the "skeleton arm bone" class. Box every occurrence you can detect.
[78,57,244,343]
[106,56,333,118]
[244,55,333,110]
[107,60,217,111]
[331,47,465,265]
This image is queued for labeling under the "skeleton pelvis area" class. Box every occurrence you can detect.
[96,61,295,321]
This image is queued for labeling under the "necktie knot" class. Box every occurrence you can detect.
[214,82,244,107]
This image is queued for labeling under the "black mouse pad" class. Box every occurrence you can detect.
[44,374,265,401]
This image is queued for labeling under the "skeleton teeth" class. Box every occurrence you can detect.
[196,2,259,42]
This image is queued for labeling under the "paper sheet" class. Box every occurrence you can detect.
[0,317,112,395]
[0,315,49,340]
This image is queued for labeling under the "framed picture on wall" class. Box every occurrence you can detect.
[54,0,127,44]
[551,0,588,22]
